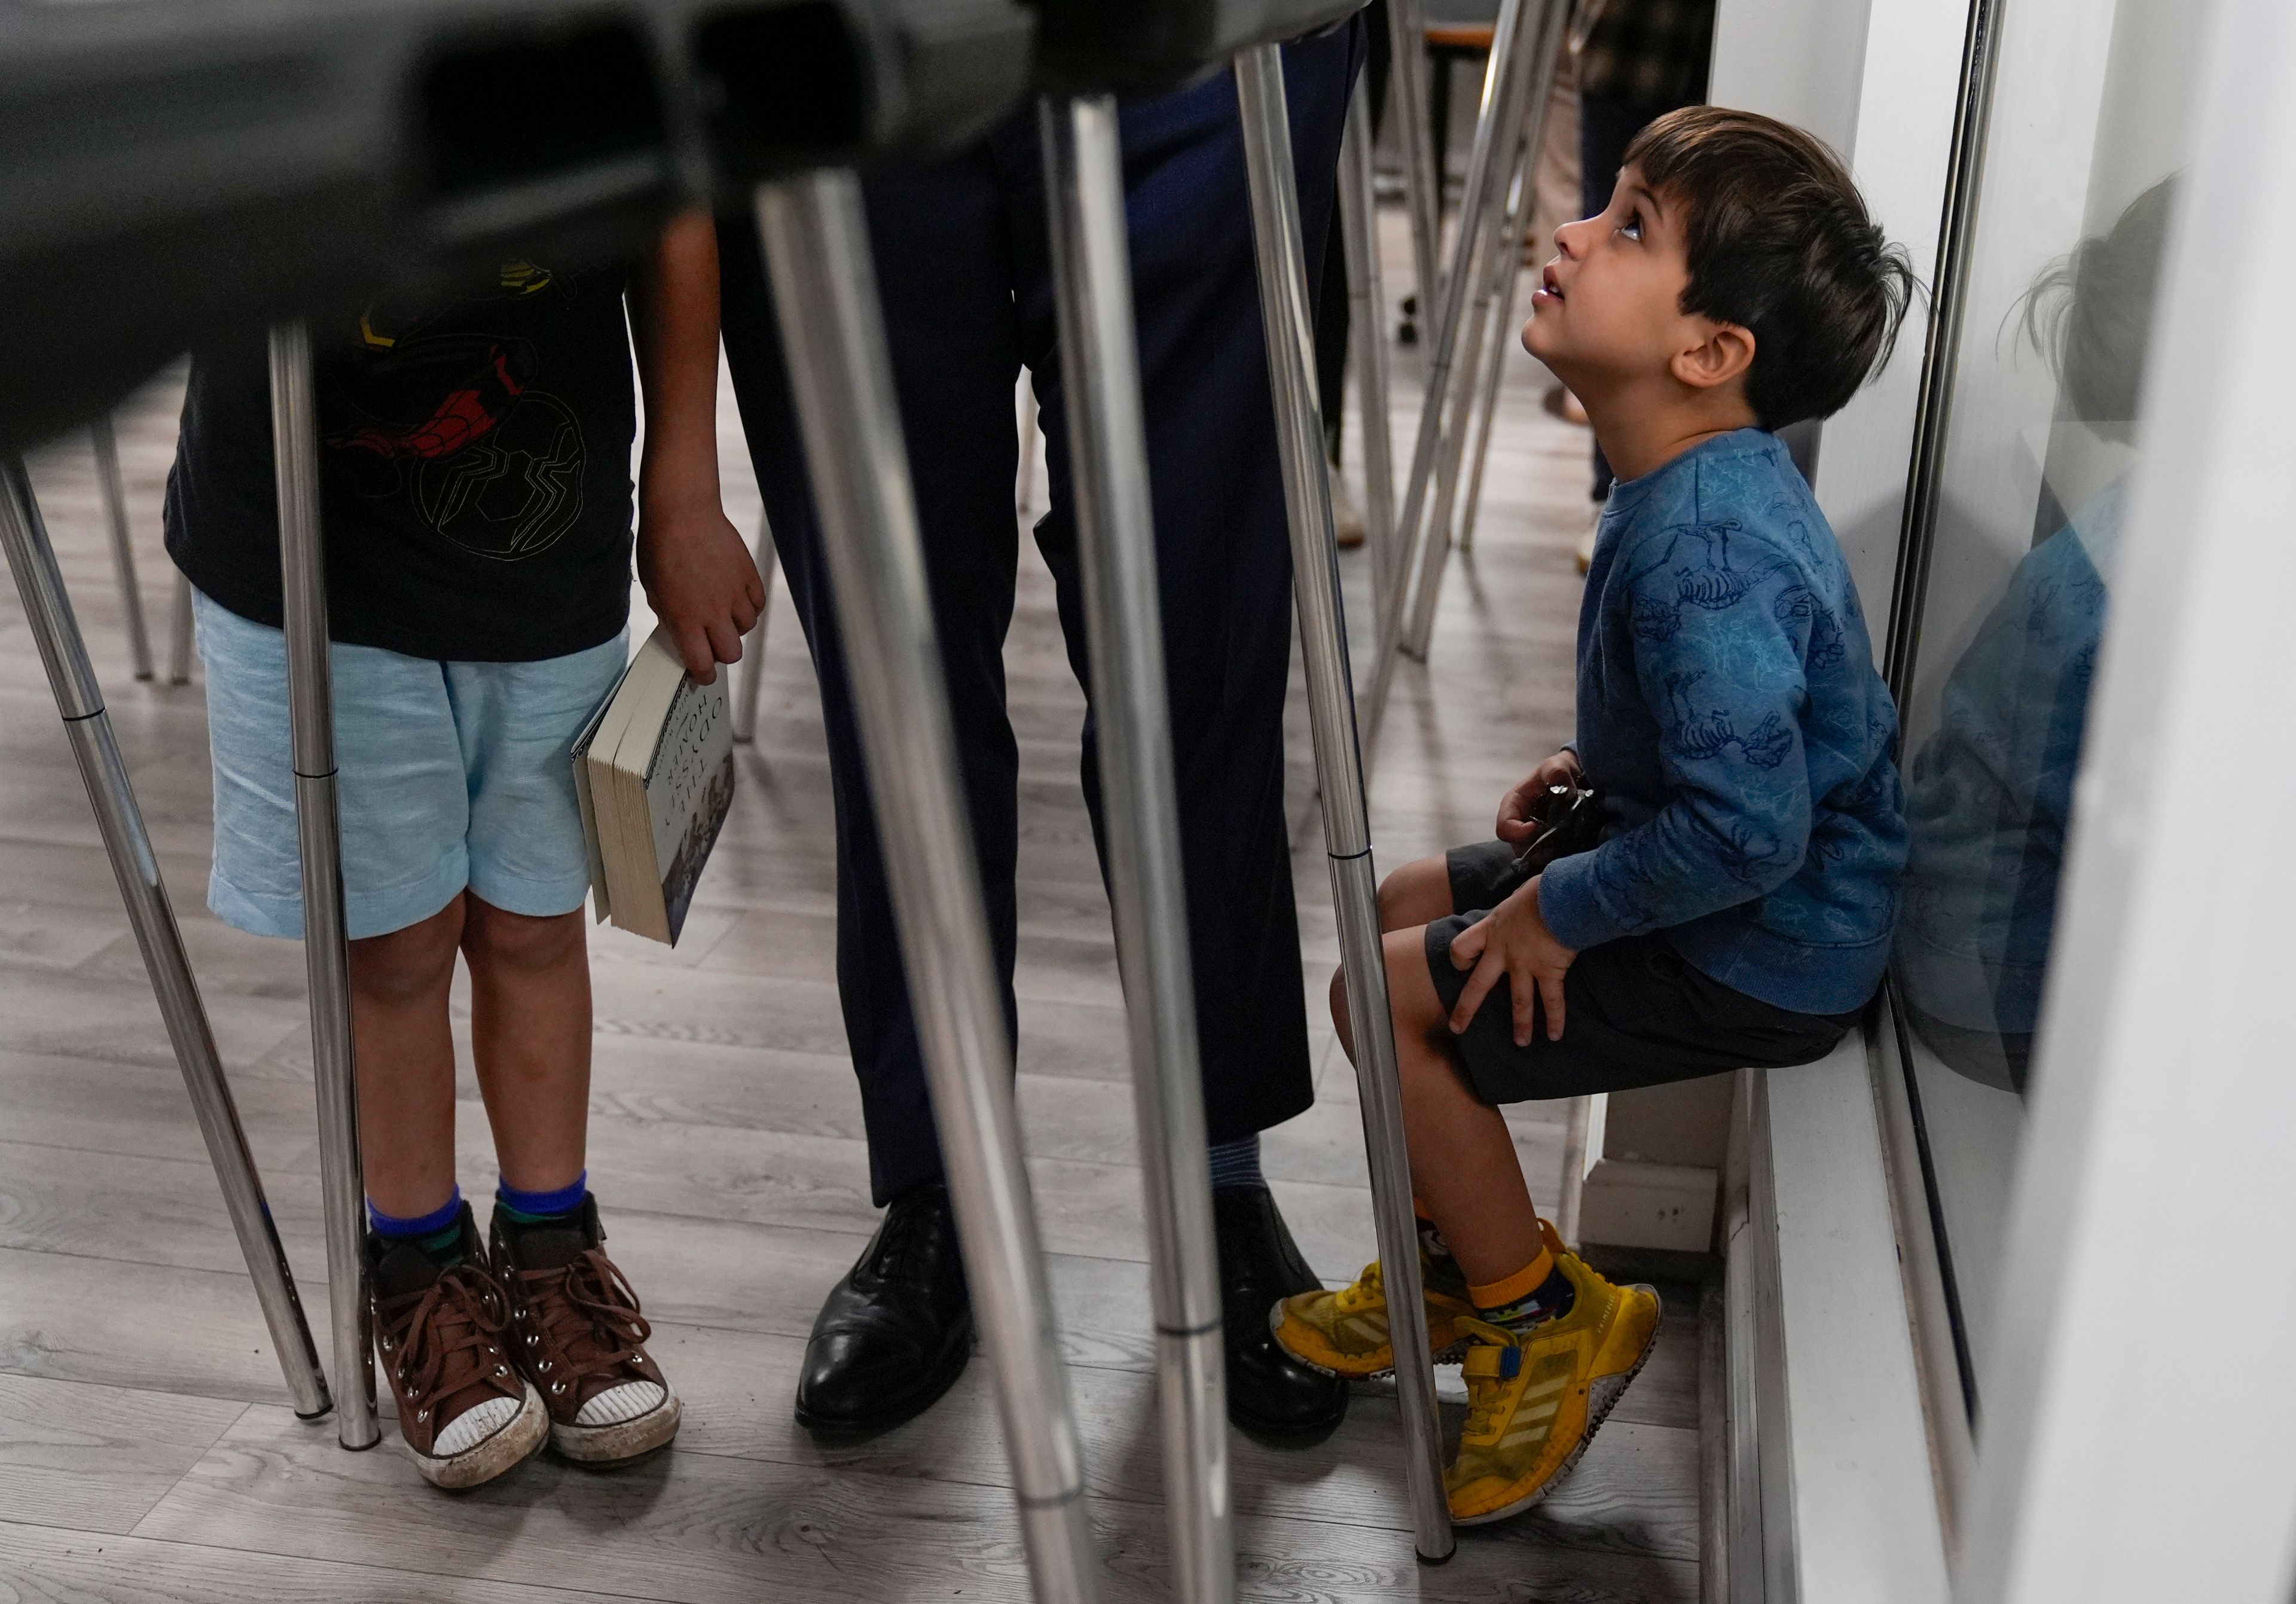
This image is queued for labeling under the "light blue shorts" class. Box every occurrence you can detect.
[194,590,628,941]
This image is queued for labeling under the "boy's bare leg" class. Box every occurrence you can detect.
[347,895,467,1219]
[462,895,591,1195]
[1330,925,1546,1287]
[1376,855,1455,931]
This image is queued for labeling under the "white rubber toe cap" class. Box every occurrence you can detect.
[574,1380,666,1427]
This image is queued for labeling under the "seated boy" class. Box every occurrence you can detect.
[1274,107,1915,1524]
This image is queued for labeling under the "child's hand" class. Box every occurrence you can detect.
[1447,875,1577,1044]
[1495,749,1584,847]
[636,495,765,684]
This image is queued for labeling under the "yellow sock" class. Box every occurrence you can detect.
[1468,1246,1569,1331]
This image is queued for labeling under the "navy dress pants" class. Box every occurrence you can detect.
[718,24,1363,1206]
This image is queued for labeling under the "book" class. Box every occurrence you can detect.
[571,627,735,945]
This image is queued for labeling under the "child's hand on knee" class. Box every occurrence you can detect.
[1448,876,1577,1045]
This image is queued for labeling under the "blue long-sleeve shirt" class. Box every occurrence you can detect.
[1538,429,1907,1016]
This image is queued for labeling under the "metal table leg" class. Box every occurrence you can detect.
[1232,42,1455,1566]
[1040,92,1233,1604]
[1358,0,1547,739]
[1384,0,1443,326]
[732,513,777,745]
[751,172,1098,1604]
[1397,0,1568,660]
[0,459,331,1419]
[1339,75,1400,622]
[268,323,380,1451]
[1455,135,1540,556]
[90,416,154,683]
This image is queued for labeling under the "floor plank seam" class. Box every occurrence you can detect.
[8,1517,700,1604]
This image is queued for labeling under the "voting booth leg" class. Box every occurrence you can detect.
[1040,93,1235,1604]
[1231,44,1456,1565]
[89,415,154,682]
[1339,76,1400,621]
[1359,0,1543,738]
[1455,140,1538,557]
[1383,0,1443,327]
[732,514,778,745]
[269,324,381,1452]
[1398,1,1567,659]
[0,460,332,1419]
[752,173,1099,1604]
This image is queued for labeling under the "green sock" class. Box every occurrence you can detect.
[415,1221,464,1270]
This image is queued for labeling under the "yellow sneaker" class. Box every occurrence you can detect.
[1445,1252,1662,1525]
[1268,1255,1476,1380]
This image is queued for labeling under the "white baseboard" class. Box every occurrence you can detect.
[1577,1156,1719,1252]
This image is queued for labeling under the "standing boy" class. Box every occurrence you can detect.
[166,215,761,1487]
[1272,108,1915,1524]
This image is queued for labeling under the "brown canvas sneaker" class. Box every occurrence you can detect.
[490,1195,681,1463]
[368,1203,548,1489]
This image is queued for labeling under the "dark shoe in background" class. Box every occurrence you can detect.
[1214,1185,1349,1440]
[795,1182,974,1435]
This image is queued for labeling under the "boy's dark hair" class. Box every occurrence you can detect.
[1624,106,1917,430]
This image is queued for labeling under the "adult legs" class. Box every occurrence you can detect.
[1014,23,1361,1150]
[719,151,1026,1209]
[718,147,1027,1437]
[1007,23,1366,1439]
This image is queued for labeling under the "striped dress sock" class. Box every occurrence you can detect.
[1205,1135,1265,1190]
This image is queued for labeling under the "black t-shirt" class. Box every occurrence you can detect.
[165,261,636,663]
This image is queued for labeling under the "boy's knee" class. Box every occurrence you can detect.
[1376,856,1452,933]
[460,897,584,972]
[350,898,464,1004]
[1327,929,1445,1060]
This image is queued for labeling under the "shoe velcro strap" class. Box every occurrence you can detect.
[1463,1346,1509,1380]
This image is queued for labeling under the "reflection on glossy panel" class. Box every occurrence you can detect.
[1886,0,2206,1408]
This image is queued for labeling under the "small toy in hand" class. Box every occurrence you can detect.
[1513,782,1604,875]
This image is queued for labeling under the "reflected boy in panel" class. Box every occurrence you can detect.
[1274,108,1915,1525]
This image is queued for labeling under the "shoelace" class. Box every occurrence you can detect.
[512,1248,652,1396]
[378,1267,514,1422]
[868,1194,936,1285]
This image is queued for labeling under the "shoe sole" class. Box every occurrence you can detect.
[550,1387,684,1465]
[404,1382,550,1490]
[1265,1302,1469,1381]
[1452,1285,1664,1528]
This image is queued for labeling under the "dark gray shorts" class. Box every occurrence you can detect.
[1424,840,1861,1107]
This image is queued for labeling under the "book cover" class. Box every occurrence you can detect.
[636,669,735,946]
[571,628,735,946]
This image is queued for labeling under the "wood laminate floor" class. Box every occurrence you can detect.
[0,205,1702,1602]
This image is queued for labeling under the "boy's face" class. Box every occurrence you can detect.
[1523,166,1717,394]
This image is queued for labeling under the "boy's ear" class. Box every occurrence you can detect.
[1671,319,1756,395]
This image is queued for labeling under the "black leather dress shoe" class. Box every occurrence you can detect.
[795,1184,974,1435]
[1214,1185,1348,1440]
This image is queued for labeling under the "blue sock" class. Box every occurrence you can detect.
[1206,1135,1265,1191]
[368,1189,465,1266]
[496,1171,588,1225]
